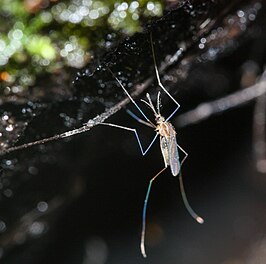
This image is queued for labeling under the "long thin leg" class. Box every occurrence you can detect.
[100,123,158,156]
[141,167,167,258]
[165,105,180,122]
[150,33,180,111]
[175,142,204,224]
[126,109,155,128]
[178,171,204,224]
[107,67,155,127]
[177,143,188,167]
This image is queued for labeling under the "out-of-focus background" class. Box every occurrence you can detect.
[1,0,266,263]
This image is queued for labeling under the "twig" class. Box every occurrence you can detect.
[0,79,152,155]
[3,71,266,155]
[177,71,266,128]
[253,92,266,173]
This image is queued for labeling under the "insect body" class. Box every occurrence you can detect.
[104,33,204,257]
[157,116,179,176]
[132,92,204,257]
[142,92,180,176]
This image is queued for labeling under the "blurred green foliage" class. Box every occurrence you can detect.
[0,0,163,94]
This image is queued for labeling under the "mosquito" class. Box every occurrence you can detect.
[102,34,204,258]
[0,34,204,257]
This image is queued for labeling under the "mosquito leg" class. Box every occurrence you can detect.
[165,105,181,122]
[150,33,181,117]
[141,167,167,258]
[107,67,155,127]
[100,123,159,156]
[175,143,204,224]
[176,143,188,167]
[126,109,156,128]
[178,170,204,224]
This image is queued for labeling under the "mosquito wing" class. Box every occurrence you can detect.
[160,136,170,168]
[159,122,180,175]
[168,134,180,176]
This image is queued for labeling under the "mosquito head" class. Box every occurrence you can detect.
[155,115,165,124]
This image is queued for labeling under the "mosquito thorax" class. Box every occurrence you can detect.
[155,115,167,134]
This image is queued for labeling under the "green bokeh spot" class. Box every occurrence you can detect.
[26,36,56,61]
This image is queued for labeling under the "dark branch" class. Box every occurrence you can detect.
[177,71,266,127]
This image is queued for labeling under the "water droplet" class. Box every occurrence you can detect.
[237,10,245,18]
[200,38,206,44]
[240,17,247,24]
[147,2,155,11]
[12,29,23,40]
[6,124,14,132]
[2,115,9,121]
[89,9,99,19]
[117,2,128,11]
[132,13,139,20]
[29,221,45,236]
[37,201,48,212]
[130,1,139,10]
[254,2,262,10]
[5,160,12,166]
[3,189,13,197]
[248,13,256,21]
[28,166,38,175]
[199,43,205,49]
[119,11,127,19]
